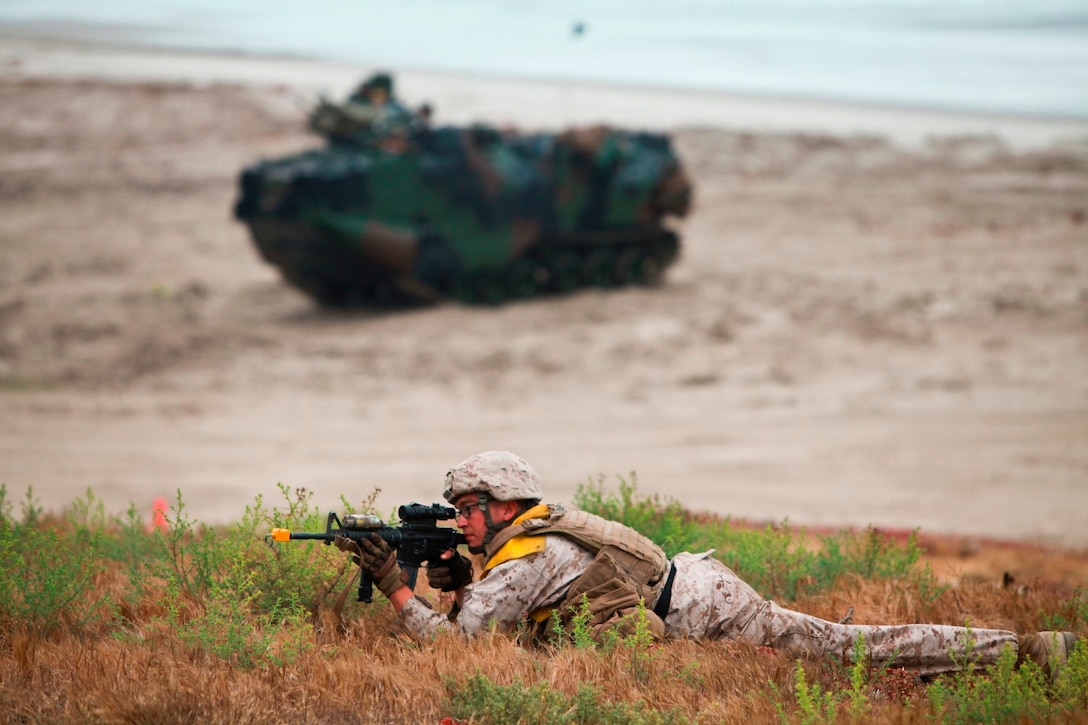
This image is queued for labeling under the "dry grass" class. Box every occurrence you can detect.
[0,618,833,724]
[2,538,1087,725]
[1,486,1086,724]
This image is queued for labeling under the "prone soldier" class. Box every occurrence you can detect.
[344,450,1080,680]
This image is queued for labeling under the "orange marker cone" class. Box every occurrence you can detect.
[150,497,169,532]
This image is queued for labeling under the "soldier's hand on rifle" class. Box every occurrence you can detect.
[357,533,406,597]
[427,548,474,592]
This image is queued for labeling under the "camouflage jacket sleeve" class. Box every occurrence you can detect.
[399,536,594,638]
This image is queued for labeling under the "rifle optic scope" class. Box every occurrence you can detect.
[398,502,457,522]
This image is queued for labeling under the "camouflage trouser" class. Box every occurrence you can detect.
[661,552,1017,677]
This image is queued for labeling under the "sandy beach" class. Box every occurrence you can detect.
[1,31,1086,549]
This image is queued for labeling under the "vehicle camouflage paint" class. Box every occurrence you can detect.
[234,75,692,306]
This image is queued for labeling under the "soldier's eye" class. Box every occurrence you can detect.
[457,502,481,519]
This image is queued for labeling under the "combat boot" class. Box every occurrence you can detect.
[1017,631,1080,681]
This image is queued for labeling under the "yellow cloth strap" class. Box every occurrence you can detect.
[481,503,552,573]
[529,607,553,623]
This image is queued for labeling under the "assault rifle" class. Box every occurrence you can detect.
[268,503,466,603]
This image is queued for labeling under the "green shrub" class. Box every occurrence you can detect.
[1053,638,1088,715]
[167,579,274,667]
[721,521,820,601]
[65,489,163,604]
[152,489,226,601]
[1041,588,1088,634]
[0,485,110,631]
[574,475,704,557]
[927,643,1051,724]
[222,484,351,615]
[617,600,660,681]
[574,477,943,602]
[773,660,840,725]
[445,672,684,725]
[556,593,598,650]
[145,485,372,618]
[162,576,312,669]
[845,634,871,720]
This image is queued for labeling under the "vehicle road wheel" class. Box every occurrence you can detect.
[583,251,616,288]
[547,254,582,294]
[477,270,507,306]
[616,250,661,286]
[506,260,541,299]
[453,270,506,306]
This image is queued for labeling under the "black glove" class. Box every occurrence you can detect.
[427,551,474,592]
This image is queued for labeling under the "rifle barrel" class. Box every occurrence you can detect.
[269,528,331,543]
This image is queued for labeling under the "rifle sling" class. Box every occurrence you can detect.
[652,562,677,621]
[333,567,360,620]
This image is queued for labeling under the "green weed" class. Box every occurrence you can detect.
[562,593,598,650]
[575,475,704,557]
[548,596,663,683]
[773,660,840,725]
[168,579,276,667]
[619,600,660,681]
[154,489,223,600]
[927,643,1051,723]
[229,483,358,615]
[445,671,684,725]
[0,486,110,632]
[65,489,162,604]
[1040,588,1088,634]
[575,477,943,602]
[1053,638,1088,714]
[144,484,360,618]
[845,635,871,720]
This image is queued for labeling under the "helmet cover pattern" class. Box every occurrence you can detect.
[443,451,543,503]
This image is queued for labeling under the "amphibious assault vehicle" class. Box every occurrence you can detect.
[234,74,692,306]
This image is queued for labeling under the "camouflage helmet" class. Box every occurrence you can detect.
[443,451,543,503]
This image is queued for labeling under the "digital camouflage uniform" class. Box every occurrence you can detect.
[399,505,1018,677]
[663,551,1015,677]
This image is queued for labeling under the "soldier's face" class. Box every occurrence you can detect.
[453,495,519,550]
[453,494,488,548]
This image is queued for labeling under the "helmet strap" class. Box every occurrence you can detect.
[478,491,507,548]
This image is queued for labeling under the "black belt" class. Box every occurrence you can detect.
[652,562,677,620]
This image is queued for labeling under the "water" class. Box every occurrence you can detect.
[2,0,1087,118]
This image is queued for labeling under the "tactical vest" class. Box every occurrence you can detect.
[483,504,670,604]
